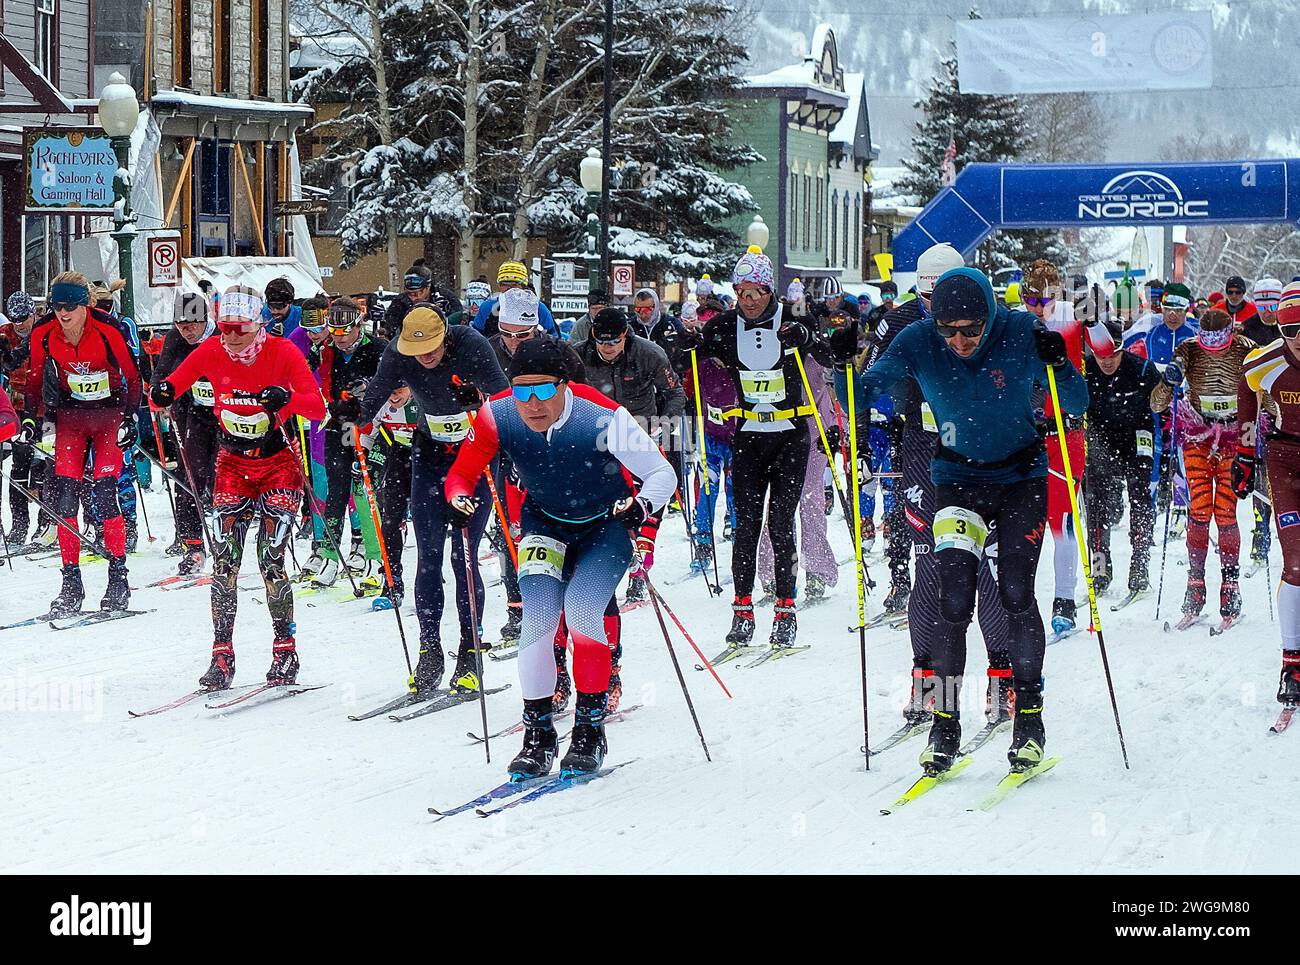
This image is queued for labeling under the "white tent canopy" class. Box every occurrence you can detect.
[182,256,326,303]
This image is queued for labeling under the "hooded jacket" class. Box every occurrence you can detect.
[631,288,687,375]
[574,331,685,423]
[844,267,1088,485]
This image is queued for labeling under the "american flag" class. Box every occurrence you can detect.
[941,137,957,186]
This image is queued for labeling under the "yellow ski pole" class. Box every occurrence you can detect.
[689,349,722,594]
[842,349,870,769]
[1046,364,1129,769]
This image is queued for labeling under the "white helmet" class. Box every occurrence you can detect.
[916,243,964,296]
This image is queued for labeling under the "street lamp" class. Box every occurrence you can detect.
[99,72,139,323]
[747,214,769,251]
[579,148,603,285]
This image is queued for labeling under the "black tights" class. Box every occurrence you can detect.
[730,427,809,599]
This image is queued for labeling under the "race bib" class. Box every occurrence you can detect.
[920,402,938,434]
[933,506,989,558]
[739,368,785,404]
[191,379,216,407]
[425,411,471,443]
[1135,429,1154,458]
[1198,394,1236,418]
[219,409,271,439]
[67,370,110,402]
[706,404,726,426]
[388,423,415,447]
[517,534,566,581]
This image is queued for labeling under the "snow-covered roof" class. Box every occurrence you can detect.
[149,90,314,120]
[183,256,323,300]
[745,64,847,106]
[830,73,861,145]
[292,32,367,71]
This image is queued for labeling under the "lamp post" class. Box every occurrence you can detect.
[747,214,769,250]
[99,72,140,323]
[579,147,603,286]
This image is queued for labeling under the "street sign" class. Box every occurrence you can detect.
[551,296,589,316]
[274,198,331,217]
[554,261,575,283]
[146,235,182,288]
[611,260,636,298]
[24,127,116,213]
[552,277,590,295]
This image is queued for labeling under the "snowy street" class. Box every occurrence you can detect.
[0,487,1290,874]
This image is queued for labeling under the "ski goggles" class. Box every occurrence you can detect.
[934,318,987,339]
[511,381,563,402]
[1257,300,1279,313]
[1280,322,1300,339]
[1162,295,1191,311]
[301,308,328,331]
[592,332,626,345]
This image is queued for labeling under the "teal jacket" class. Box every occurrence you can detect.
[841,268,1088,485]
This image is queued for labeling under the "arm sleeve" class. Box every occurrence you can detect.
[281,348,327,424]
[649,345,685,419]
[849,332,913,408]
[23,326,48,419]
[1238,368,1259,432]
[0,385,15,441]
[1149,342,1186,413]
[446,402,500,503]
[165,340,206,396]
[472,300,493,333]
[608,406,676,513]
[540,304,558,337]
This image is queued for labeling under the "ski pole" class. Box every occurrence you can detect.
[689,350,723,596]
[1154,404,1178,621]
[130,439,201,503]
[843,345,870,770]
[0,470,100,550]
[1047,364,1130,770]
[646,578,732,699]
[148,410,179,524]
[645,574,711,762]
[171,419,216,558]
[460,526,492,765]
[282,426,365,598]
[354,435,414,677]
[133,475,156,543]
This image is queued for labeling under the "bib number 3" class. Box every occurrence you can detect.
[933,506,989,558]
[517,534,566,581]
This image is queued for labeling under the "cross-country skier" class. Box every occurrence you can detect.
[21,272,141,616]
[150,284,326,688]
[1152,308,1255,629]
[362,384,417,609]
[360,304,508,696]
[148,291,220,575]
[1244,278,1282,569]
[471,262,558,340]
[445,337,675,778]
[1237,281,1300,708]
[847,266,1087,773]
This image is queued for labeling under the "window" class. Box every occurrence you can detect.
[789,170,798,251]
[35,0,57,85]
[174,0,192,87]
[829,190,837,266]
[803,174,810,250]
[842,194,849,267]
[815,178,822,251]
[853,196,861,269]
[200,138,232,214]
[215,0,232,92]
[251,0,269,96]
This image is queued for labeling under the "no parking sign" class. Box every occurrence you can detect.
[610,260,635,298]
[147,235,181,288]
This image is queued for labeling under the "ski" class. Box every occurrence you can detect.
[863,610,909,631]
[0,609,84,631]
[388,685,512,722]
[205,683,329,711]
[880,755,973,814]
[1245,559,1268,579]
[488,641,520,662]
[693,643,753,672]
[1209,615,1243,637]
[429,773,560,820]
[49,608,155,631]
[1047,625,1083,646]
[866,719,929,757]
[1163,614,1206,632]
[974,756,1064,811]
[1109,589,1150,612]
[743,644,811,669]
[348,691,442,721]
[958,718,1012,756]
[1270,706,1296,735]
[619,599,650,614]
[128,684,262,718]
[475,760,635,817]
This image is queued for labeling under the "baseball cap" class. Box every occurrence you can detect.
[396,305,447,355]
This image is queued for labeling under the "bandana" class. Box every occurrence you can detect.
[1197,327,1233,351]
[50,282,90,307]
[223,325,268,365]
[219,290,265,323]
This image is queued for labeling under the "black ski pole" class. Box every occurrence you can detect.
[0,471,99,550]
[460,526,491,765]
[282,427,364,599]
[171,420,217,558]
[1153,403,1178,622]
[645,574,711,762]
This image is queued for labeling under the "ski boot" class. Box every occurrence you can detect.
[1251,525,1270,567]
[625,574,648,605]
[1182,574,1207,615]
[883,578,910,615]
[553,666,573,713]
[32,521,57,548]
[770,597,798,648]
[560,691,608,777]
[266,640,300,686]
[1050,597,1077,636]
[299,551,325,581]
[1170,506,1188,540]
[903,668,934,727]
[985,667,1014,725]
[199,645,236,690]
[1128,559,1150,594]
[177,540,205,576]
[1220,566,1242,619]
[124,519,138,554]
[722,516,733,541]
[725,595,755,648]
[918,711,961,775]
[1008,681,1045,772]
[861,517,877,553]
[49,565,85,618]
[164,533,187,556]
[373,578,404,611]
[448,643,481,696]
[347,535,368,570]
[690,539,713,573]
[757,581,776,606]
[313,557,340,587]
[509,698,559,780]
[804,574,828,602]
[1278,651,1300,706]
[408,638,445,696]
[824,484,834,516]
[1092,546,1111,596]
[100,556,130,612]
[500,605,522,644]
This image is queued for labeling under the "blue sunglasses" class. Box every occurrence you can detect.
[511,382,562,402]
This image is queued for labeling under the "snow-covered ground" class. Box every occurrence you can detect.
[0,482,1291,874]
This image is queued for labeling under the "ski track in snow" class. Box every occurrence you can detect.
[0,487,1294,872]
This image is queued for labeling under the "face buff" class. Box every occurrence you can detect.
[1197,326,1233,352]
[224,326,268,365]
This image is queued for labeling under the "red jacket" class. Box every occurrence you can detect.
[0,384,16,442]
[25,307,141,417]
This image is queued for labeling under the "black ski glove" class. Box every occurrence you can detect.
[258,385,291,415]
[1161,361,1184,387]
[329,396,362,423]
[450,376,481,410]
[116,415,139,451]
[448,495,479,529]
[777,322,810,349]
[150,380,176,408]
[1034,328,1069,368]
[828,318,859,364]
[613,495,651,529]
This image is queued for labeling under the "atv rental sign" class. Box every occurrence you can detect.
[891,159,1298,279]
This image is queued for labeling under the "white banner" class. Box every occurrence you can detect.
[955,11,1212,94]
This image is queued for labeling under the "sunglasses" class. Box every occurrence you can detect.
[935,319,987,339]
[500,328,535,341]
[511,382,562,402]
[1281,323,1300,339]
[1227,289,1245,296]
[302,323,327,334]
[51,302,81,313]
[217,320,260,334]
[1022,295,1054,308]
[594,333,625,345]
[328,324,358,336]
[737,289,768,303]
[266,301,289,311]
[1258,301,1279,312]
